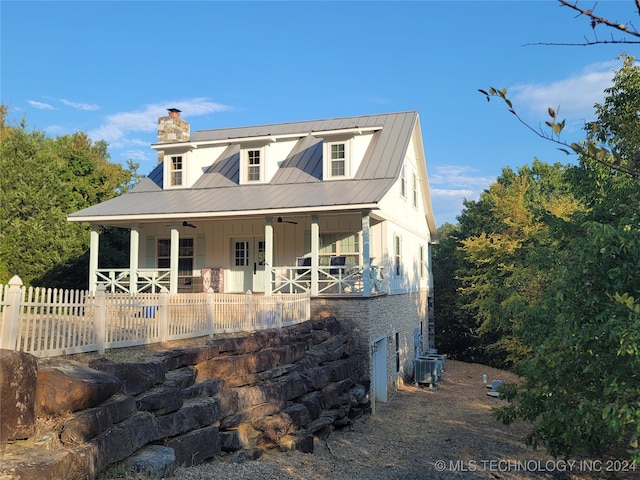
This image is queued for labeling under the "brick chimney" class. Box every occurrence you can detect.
[157,108,190,163]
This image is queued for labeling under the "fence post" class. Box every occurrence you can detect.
[158,287,169,343]
[206,290,215,337]
[276,293,283,328]
[245,290,253,328]
[95,284,107,355]
[1,276,23,350]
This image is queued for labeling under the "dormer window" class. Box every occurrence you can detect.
[239,145,268,184]
[170,156,183,186]
[330,143,346,176]
[324,140,350,179]
[247,149,261,181]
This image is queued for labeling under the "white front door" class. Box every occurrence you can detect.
[229,237,265,293]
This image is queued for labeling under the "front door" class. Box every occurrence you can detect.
[229,237,265,293]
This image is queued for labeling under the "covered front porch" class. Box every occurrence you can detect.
[88,210,388,298]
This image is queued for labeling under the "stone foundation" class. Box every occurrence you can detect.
[311,292,429,407]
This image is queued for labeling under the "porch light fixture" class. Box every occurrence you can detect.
[182,221,197,228]
[277,217,297,225]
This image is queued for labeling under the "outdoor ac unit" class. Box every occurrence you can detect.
[423,354,445,376]
[414,357,439,386]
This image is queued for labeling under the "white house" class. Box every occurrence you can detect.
[68,110,438,402]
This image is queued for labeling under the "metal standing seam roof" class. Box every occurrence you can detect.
[69,111,419,221]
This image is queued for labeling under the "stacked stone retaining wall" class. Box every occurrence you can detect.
[0,316,370,479]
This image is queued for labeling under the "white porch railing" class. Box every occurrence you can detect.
[0,276,310,358]
[97,268,170,293]
[272,265,385,295]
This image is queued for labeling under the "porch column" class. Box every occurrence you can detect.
[129,226,139,294]
[311,215,319,296]
[264,217,273,296]
[362,211,371,296]
[170,225,179,294]
[89,226,99,294]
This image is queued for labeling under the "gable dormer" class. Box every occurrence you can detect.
[239,141,270,184]
[319,128,378,180]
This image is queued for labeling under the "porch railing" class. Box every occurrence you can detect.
[96,268,170,293]
[0,276,310,358]
[272,265,385,295]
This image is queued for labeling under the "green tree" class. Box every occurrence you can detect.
[456,160,581,367]
[433,222,487,362]
[0,106,137,288]
[488,56,640,463]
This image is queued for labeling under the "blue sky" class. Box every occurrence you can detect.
[1,1,636,226]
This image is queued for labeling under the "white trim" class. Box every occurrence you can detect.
[323,138,352,180]
[164,153,187,189]
[68,203,381,223]
[150,126,382,150]
[241,146,266,184]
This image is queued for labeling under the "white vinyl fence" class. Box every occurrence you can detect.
[0,276,310,358]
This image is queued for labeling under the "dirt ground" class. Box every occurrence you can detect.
[160,359,638,480]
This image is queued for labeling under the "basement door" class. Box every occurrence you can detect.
[372,336,388,403]
[229,237,265,293]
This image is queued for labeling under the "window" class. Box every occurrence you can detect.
[234,241,249,266]
[395,332,400,373]
[394,235,401,276]
[400,165,406,198]
[157,238,193,277]
[419,244,425,278]
[330,143,346,176]
[319,232,360,266]
[412,173,418,208]
[170,156,183,186]
[325,140,349,179]
[247,149,262,182]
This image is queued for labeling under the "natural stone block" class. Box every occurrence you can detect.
[219,430,242,451]
[300,391,323,420]
[278,431,314,453]
[157,344,219,371]
[165,426,220,467]
[136,386,183,415]
[123,445,175,479]
[233,385,267,411]
[195,356,236,380]
[163,367,197,390]
[306,415,334,438]
[0,444,76,480]
[155,398,221,439]
[60,394,136,446]
[0,349,37,441]
[283,403,312,428]
[180,378,224,399]
[217,390,238,419]
[36,359,121,415]
[220,401,284,429]
[88,358,164,395]
[304,366,331,390]
[277,372,308,400]
[87,412,160,473]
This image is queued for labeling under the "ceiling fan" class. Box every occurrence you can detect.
[277,217,298,225]
[182,221,197,228]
